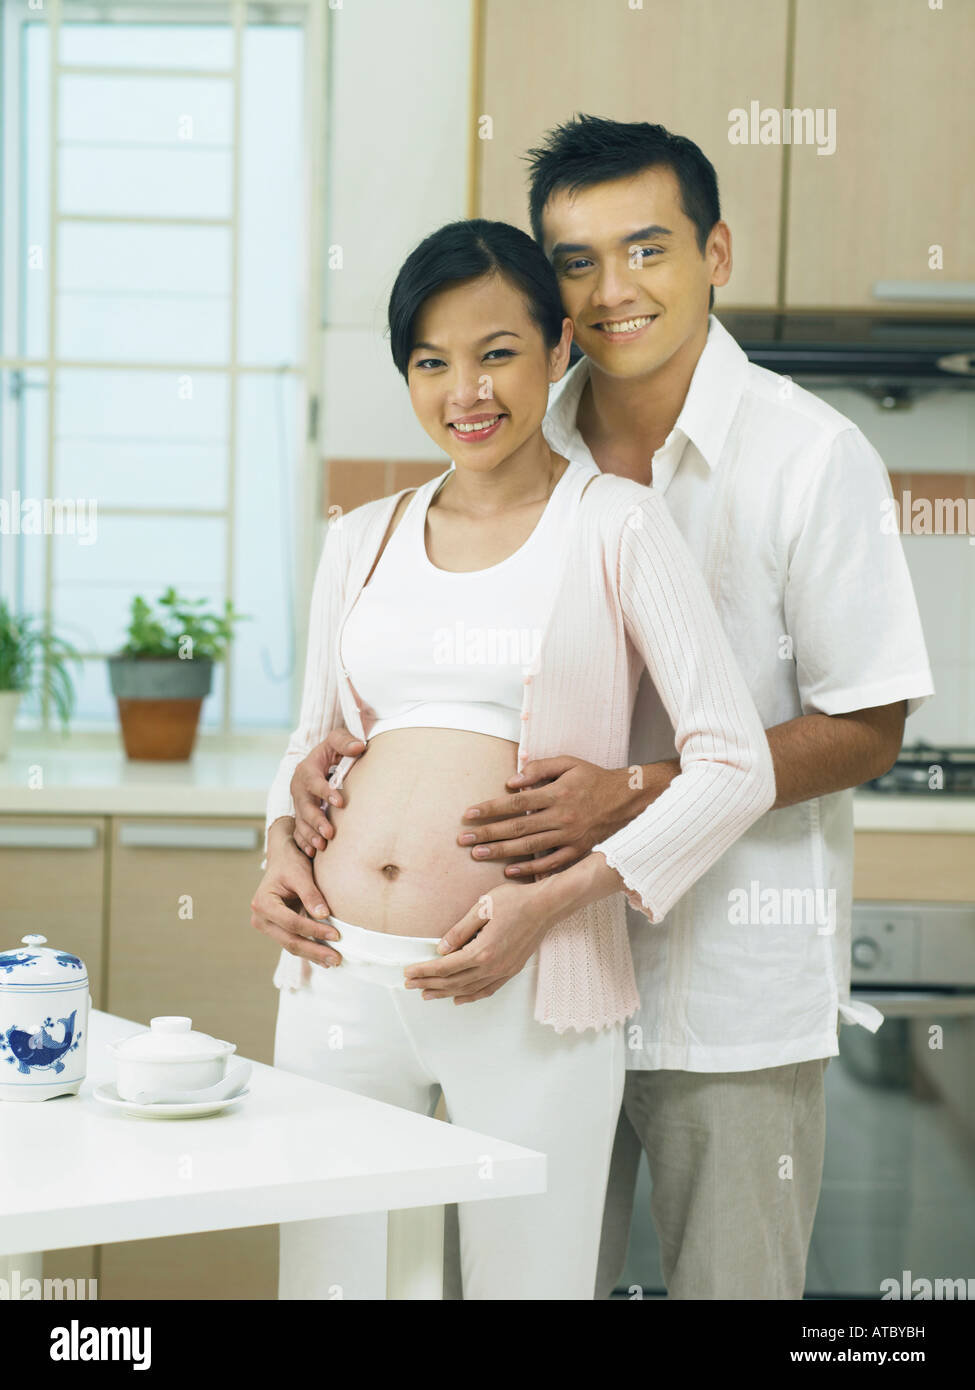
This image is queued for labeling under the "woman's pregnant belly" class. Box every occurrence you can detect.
[312,727,537,936]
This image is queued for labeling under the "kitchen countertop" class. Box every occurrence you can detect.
[0,737,973,831]
[0,737,283,818]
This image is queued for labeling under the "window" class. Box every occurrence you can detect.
[0,0,324,735]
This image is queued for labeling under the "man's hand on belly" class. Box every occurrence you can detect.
[456,755,670,876]
[290,726,366,856]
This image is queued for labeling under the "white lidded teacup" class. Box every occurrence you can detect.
[108,1016,236,1102]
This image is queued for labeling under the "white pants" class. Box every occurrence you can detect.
[272,916,625,1300]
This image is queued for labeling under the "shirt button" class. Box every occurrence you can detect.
[523,676,532,685]
[521,712,529,721]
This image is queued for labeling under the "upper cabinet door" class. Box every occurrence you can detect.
[477,0,789,308]
[787,0,975,308]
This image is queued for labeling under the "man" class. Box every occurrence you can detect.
[253,116,934,1299]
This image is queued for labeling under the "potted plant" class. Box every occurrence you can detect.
[107,587,249,761]
[0,599,82,758]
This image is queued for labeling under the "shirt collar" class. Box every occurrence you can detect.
[544,314,749,477]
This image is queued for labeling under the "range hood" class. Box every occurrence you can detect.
[716,310,975,407]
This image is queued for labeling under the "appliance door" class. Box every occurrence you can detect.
[804,988,975,1298]
[617,976,975,1296]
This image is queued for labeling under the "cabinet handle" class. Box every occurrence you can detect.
[0,824,99,849]
[117,822,259,851]
[871,279,975,304]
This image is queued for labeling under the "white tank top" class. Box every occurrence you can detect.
[339,460,589,743]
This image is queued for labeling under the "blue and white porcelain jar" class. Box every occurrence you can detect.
[0,934,90,1102]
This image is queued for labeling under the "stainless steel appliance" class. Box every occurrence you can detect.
[716,311,975,409]
[865,742,975,797]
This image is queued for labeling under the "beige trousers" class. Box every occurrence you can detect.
[595,1058,830,1299]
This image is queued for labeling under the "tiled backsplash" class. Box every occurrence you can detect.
[323,387,974,748]
[326,459,445,516]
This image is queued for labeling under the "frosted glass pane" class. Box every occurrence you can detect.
[58,221,230,363]
[53,512,226,587]
[59,145,232,220]
[59,221,228,295]
[56,369,227,511]
[58,72,232,219]
[58,223,229,364]
[60,74,233,146]
[59,22,234,71]
[238,26,302,365]
[232,373,298,729]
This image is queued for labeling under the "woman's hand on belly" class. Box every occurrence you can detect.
[402,879,555,1003]
[251,836,343,966]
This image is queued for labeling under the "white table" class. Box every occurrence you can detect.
[0,1009,545,1299]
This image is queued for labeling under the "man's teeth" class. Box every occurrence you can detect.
[452,416,502,432]
[601,316,655,334]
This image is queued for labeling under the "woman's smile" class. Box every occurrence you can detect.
[446,412,508,442]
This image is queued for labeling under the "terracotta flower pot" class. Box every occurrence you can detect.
[107,656,214,761]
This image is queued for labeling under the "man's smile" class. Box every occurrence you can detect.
[590,313,659,340]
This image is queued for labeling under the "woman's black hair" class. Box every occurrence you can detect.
[387,218,565,380]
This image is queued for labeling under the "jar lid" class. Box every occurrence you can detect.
[0,934,88,986]
[109,1016,235,1063]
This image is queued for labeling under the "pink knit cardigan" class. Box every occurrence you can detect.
[265,466,776,1033]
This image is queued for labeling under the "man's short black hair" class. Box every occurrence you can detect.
[524,114,721,311]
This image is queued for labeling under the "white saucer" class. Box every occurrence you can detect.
[93,1081,249,1120]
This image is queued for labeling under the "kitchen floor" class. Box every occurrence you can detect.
[615,1046,975,1299]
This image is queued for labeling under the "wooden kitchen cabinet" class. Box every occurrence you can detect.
[854,832,975,903]
[99,816,281,1301]
[0,814,108,1004]
[477,0,789,308]
[105,817,280,1063]
[786,0,975,307]
[98,1225,279,1302]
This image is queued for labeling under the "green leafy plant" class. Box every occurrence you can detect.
[119,587,249,661]
[0,597,81,728]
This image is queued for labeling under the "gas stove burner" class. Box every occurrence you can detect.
[865,743,975,796]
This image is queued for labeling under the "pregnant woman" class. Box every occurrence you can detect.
[258,219,776,1300]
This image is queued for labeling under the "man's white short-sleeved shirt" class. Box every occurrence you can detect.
[543,315,935,1073]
